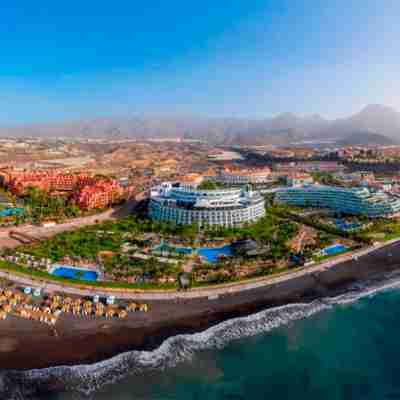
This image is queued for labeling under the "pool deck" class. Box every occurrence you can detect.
[0,239,397,301]
[197,245,233,263]
[48,264,103,281]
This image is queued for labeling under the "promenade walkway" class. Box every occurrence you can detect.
[0,239,397,301]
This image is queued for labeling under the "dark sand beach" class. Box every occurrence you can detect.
[0,241,398,370]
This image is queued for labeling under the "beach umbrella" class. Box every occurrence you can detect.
[3,304,11,313]
[62,304,70,313]
[95,308,104,317]
[105,307,115,318]
[14,293,22,301]
[127,302,138,312]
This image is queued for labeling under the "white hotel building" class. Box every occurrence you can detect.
[149,182,265,227]
[275,185,400,218]
[212,167,272,186]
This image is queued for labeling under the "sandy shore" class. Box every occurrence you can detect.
[0,240,399,370]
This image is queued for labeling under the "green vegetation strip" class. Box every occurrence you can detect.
[269,206,372,244]
[0,260,176,291]
[0,259,308,293]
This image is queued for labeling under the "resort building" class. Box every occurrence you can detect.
[275,161,344,174]
[73,180,124,210]
[333,171,375,186]
[0,169,125,210]
[275,185,400,218]
[149,182,265,227]
[285,173,314,187]
[212,167,272,186]
[4,171,98,196]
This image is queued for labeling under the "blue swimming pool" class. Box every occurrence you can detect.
[198,245,233,263]
[153,242,192,255]
[323,244,348,256]
[51,265,99,281]
[335,219,362,232]
[0,207,24,217]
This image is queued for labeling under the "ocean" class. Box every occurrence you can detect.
[3,274,400,400]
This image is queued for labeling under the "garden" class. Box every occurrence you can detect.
[10,211,304,287]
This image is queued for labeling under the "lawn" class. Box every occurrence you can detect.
[359,219,400,242]
[0,260,176,290]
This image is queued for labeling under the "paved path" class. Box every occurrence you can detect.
[0,196,141,248]
[0,239,397,301]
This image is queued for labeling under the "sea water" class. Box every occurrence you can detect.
[3,274,400,399]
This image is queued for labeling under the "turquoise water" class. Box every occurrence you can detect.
[91,289,400,399]
[0,207,24,217]
[324,243,348,256]
[51,265,99,281]
[198,245,233,263]
[7,281,400,399]
[153,242,193,255]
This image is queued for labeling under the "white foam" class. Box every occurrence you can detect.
[4,271,400,399]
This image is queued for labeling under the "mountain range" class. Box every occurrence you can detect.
[2,104,400,146]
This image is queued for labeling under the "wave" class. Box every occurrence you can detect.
[3,271,400,400]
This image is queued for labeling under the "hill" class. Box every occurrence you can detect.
[336,131,397,146]
[0,104,399,145]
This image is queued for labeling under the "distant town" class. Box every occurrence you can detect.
[0,137,400,327]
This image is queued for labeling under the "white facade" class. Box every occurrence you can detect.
[213,169,271,185]
[149,182,265,227]
[275,185,400,218]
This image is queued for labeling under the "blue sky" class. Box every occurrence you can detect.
[0,0,399,124]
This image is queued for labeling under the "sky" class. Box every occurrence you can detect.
[0,0,399,124]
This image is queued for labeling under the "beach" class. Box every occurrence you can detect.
[0,240,399,370]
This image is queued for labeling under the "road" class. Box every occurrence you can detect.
[0,188,396,301]
[0,194,144,248]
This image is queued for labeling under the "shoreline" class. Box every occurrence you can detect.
[0,240,399,370]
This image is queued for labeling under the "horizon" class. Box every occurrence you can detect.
[1,1,400,124]
[1,103,398,129]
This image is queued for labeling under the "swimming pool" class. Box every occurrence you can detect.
[335,219,362,232]
[323,244,348,256]
[51,265,99,281]
[153,242,192,255]
[198,245,233,263]
[0,207,24,217]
